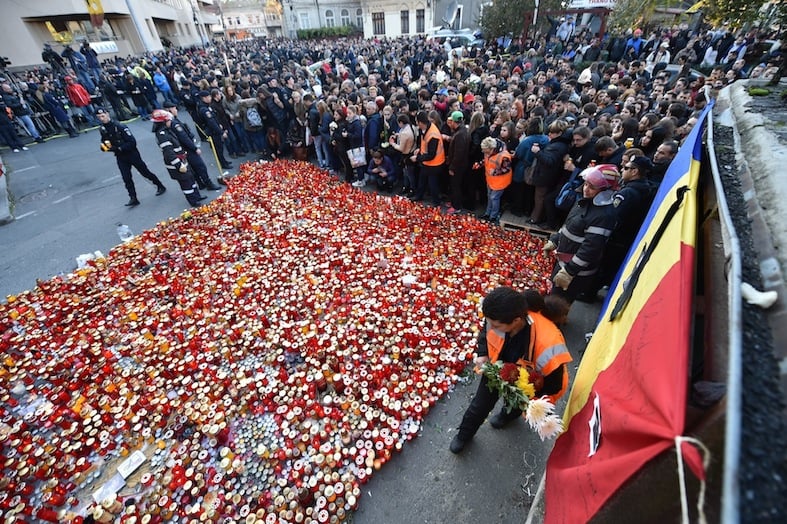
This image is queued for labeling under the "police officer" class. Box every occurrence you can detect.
[97,107,166,207]
[180,80,206,141]
[597,156,659,290]
[196,90,232,170]
[162,102,222,191]
[150,109,205,207]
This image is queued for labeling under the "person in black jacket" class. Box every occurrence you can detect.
[445,111,470,214]
[197,90,232,170]
[150,109,204,207]
[97,108,166,207]
[528,119,571,227]
[0,100,27,151]
[100,74,133,121]
[41,43,67,76]
[596,156,658,292]
[162,102,221,191]
[124,74,152,120]
[467,111,490,209]
[1,82,44,143]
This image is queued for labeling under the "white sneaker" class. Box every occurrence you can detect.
[22,146,29,151]
[351,180,366,188]
[12,148,20,153]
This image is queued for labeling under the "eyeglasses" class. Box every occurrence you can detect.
[622,165,634,170]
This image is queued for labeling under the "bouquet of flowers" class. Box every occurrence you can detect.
[481,361,564,441]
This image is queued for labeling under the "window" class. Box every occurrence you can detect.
[300,12,310,29]
[453,6,463,30]
[341,9,350,26]
[416,9,425,33]
[372,12,385,35]
[400,10,409,34]
[356,8,363,28]
[325,9,334,28]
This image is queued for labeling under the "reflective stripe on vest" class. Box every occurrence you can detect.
[529,312,573,402]
[420,123,445,166]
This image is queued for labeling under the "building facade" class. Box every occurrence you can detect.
[1,0,218,69]
[279,0,435,40]
[212,0,283,39]
[277,0,483,40]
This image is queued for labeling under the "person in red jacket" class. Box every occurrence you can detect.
[64,75,99,127]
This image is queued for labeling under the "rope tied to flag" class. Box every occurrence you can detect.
[675,435,711,524]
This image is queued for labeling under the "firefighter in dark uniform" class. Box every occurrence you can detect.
[162,102,222,191]
[197,90,232,170]
[150,109,205,207]
[97,107,166,207]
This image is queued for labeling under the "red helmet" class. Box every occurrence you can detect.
[150,109,173,123]
[581,164,620,190]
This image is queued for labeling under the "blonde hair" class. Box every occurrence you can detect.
[547,119,569,135]
[480,136,497,150]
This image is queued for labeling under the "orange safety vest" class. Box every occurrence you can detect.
[419,123,445,167]
[485,312,572,402]
[484,149,513,190]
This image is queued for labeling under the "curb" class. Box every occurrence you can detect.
[0,156,13,225]
[718,82,787,393]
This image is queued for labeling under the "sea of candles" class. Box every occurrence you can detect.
[0,160,552,522]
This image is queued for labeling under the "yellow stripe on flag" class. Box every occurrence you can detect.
[86,0,104,15]
[561,155,702,427]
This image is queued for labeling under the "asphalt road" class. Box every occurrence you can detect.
[0,115,228,299]
[0,118,602,523]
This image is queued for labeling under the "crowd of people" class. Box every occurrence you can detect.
[0,19,783,302]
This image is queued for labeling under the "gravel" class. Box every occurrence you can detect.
[713,122,787,523]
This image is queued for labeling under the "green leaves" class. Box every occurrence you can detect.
[482,361,531,414]
[296,25,360,40]
[479,0,565,40]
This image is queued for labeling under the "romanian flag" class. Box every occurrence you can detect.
[85,0,104,28]
[544,103,713,522]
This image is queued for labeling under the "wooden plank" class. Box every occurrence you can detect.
[499,211,555,237]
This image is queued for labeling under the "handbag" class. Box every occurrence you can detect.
[555,167,583,211]
[347,146,367,168]
[523,163,536,185]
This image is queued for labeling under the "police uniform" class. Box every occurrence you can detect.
[168,113,220,190]
[197,93,232,169]
[98,112,166,205]
[598,178,658,286]
[153,122,204,207]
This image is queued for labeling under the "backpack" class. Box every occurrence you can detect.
[246,105,262,128]
[555,167,583,211]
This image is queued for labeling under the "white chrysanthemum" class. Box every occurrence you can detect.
[536,414,564,441]
[525,397,556,429]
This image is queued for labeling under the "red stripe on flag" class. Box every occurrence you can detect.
[545,242,694,522]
